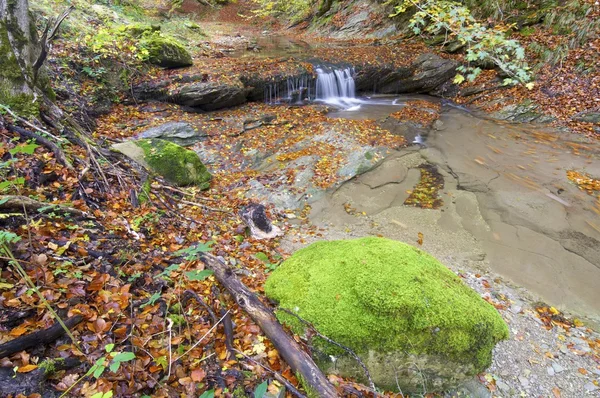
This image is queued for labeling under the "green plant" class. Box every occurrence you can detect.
[390,0,534,87]
[255,252,281,272]
[59,343,136,397]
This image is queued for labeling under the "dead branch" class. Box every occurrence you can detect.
[200,253,339,398]
[0,315,83,358]
[5,123,73,171]
[33,6,74,83]
[0,195,93,219]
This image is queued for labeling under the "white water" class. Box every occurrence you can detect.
[315,66,364,110]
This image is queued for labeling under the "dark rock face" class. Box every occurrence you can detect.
[133,53,458,111]
[355,54,459,95]
[172,82,249,110]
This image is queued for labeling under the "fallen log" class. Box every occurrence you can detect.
[200,253,339,398]
[0,315,83,358]
[6,123,74,171]
[0,357,80,397]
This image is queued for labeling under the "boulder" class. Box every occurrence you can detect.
[171,82,248,110]
[572,111,600,124]
[265,237,508,393]
[112,139,211,188]
[140,33,193,68]
[139,121,206,146]
[355,54,459,94]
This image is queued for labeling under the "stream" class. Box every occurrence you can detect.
[306,97,600,326]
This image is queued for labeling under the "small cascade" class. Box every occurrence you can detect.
[264,74,315,105]
[314,66,362,110]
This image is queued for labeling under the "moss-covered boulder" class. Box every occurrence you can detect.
[112,139,211,188]
[265,237,508,393]
[140,32,192,68]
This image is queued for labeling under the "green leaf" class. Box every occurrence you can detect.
[199,390,215,398]
[453,74,465,84]
[92,364,106,378]
[174,241,213,260]
[184,269,214,281]
[254,381,268,398]
[112,352,136,363]
[254,252,269,263]
[141,291,161,308]
[9,142,39,155]
[105,343,115,353]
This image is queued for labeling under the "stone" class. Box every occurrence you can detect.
[264,237,509,393]
[547,366,555,376]
[551,362,565,373]
[584,382,599,392]
[572,112,600,123]
[112,139,211,188]
[139,122,206,146]
[491,100,555,123]
[172,82,248,111]
[140,33,193,68]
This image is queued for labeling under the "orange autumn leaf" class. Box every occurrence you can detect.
[17,364,38,373]
[9,325,28,337]
[417,232,424,245]
[191,368,206,382]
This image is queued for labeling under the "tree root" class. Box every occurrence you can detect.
[0,195,93,219]
[5,123,74,171]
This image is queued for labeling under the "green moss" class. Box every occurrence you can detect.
[136,139,211,188]
[139,32,192,68]
[265,237,508,373]
[38,358,65,375]
[138,178,152,203]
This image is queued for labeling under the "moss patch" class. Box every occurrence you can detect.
[136,139,211,188]
[265,237,508,379]
[139,32,192,68]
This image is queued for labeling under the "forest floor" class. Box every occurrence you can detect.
[0,1,599,397]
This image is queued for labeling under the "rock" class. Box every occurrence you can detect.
[572,111,600,123]
[491,100,555,123]
[265,237,509,393]
[584,382,599,392]
[140,33,193,68]
[356,54,459,95]
[551,362,565,373]
[518,376,529,387]
[172,82,248,111]
[112,139,211,188]
[139,122,206,146]
[496,379,510,392]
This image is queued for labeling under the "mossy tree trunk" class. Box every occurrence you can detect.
[0,0,41,117]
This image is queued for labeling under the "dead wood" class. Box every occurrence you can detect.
[5,123,74,171]
[32,6,74,83]
[239,203,282,240]
[200,253,339,398]
[0,315,83,358]
[0,195,92,219]
[0,357,80,397]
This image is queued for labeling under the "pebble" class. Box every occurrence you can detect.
[552,362,566,373]
[496,380,510,392]
[559,344,569,354]
[518,376,529,387]
[547,366,555,376]
[591,368,600,376]
[583,382,599,392]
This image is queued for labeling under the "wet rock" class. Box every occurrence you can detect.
[491,100,555,123]
[139,121,207,146]
[356,54,459,95]
[173,82,248,111]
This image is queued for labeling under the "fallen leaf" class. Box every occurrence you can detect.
[17,364,38,373]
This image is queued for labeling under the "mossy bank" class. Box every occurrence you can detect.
[265,237,509,392]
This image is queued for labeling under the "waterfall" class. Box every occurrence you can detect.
[263,66,362,110]
[315,66,362,110]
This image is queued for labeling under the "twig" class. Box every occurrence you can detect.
[182,289,217,324]
[236,349,307,398]
[279,307,377,392]
[173,310,230,362]
[0,104,65,143]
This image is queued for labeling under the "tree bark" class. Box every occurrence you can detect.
[201,253,339,398]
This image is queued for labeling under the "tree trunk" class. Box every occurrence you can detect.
[0,0,50,118]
